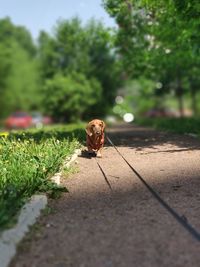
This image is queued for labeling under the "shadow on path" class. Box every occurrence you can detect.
[106,123,200,153]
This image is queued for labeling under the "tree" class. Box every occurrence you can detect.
[3,42,41,115]
[0,17,36,55]
[0,18,41,118]
[103,0,200,116]
[43,72,102,122]
[38,17,121,119]
[85,19,121,115]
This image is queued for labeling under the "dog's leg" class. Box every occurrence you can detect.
[86,136,94,155]
[96,151,102,158]
[96,146,103,158]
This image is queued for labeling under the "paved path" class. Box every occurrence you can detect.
[10,124,200,267]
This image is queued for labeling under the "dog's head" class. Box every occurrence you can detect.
[86,119,105,137]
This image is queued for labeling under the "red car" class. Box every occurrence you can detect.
[5,112,33,129]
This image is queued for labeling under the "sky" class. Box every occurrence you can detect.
[0,0,116,39]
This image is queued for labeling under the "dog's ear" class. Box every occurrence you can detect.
[101,120,106,131]
[86,122,93,136]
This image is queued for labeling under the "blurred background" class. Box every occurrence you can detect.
[0,0,200,129]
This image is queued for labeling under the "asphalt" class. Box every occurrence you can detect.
[10,123,200,267]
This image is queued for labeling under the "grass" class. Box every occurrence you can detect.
[0,123,85,229]
[136,117,200,136]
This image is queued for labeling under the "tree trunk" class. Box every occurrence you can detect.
[191,89,197,116]
[177,93,184,117]
[176,79,184,118]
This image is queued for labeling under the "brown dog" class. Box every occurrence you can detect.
[86,119,106,158]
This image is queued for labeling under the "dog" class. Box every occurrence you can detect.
[85,119,106,158]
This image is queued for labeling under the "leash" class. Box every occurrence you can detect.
[95,158,112,191]
[105,134,200,242]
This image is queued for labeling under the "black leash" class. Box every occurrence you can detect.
[95,158,112,191]
[106,135,200,242]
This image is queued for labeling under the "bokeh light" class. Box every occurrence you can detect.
[123,113,134,123]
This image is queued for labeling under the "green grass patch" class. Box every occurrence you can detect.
[0,124,85,229]
[136,117,200,136]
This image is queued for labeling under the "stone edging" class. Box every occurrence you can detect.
[51,149,81,185]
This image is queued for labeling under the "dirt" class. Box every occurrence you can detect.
[10,123,200,267]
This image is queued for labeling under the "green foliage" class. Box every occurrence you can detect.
[3,42,41,115]
[0,16,121,121]
[0,16,120,121]
[43,72,102,121]
[103,0,200,116]
[112,78,156,118]
[0,18,41,118]
[0,17,36,55]
[0,43,11,103]
[0,124,84,229]
[85,19,121,114]
[55,18,91,74]
[103,0,150,77]
[37,31,58,79]
[38,18,121,119]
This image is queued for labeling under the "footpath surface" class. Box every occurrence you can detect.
[10,124,200,267]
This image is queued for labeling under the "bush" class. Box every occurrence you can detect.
[43,72,102,122]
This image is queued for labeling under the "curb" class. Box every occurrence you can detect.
[0,148,81,267]
[0,195,47,267]
[51,149,81,185]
